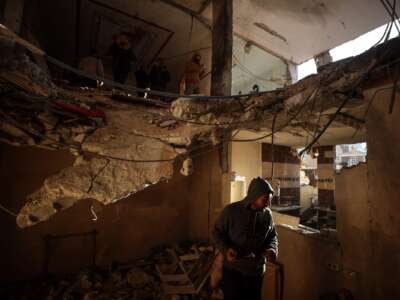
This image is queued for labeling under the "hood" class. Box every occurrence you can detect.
[241,177,274,207]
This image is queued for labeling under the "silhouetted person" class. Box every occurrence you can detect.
[182,53,205,94]
[78,48,104,87]
[109,33,136,84]
[213,177,278,300]
[135,66,149,97]
[150,58,170,92]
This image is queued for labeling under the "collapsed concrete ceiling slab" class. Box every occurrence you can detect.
[0,26,398,227]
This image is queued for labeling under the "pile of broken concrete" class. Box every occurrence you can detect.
[0,242,222,300]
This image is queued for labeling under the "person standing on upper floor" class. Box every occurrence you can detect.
[149,57,170,92]
[212,177,278,300]
[109,32,136,84]
[78,48,104,88]
[181,53,206,95]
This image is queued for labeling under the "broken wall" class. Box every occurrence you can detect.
[365,88,400,298]
[278,159,373,299]
[278,86,400,298]
[276,225,342,299]
[0,143,221,282]
[272,211,299,227]
[276,163,368,299]
[335,163,370,299]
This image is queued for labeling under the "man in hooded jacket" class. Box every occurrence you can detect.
[212,177,278,300]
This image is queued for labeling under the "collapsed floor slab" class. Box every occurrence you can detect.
[1,26,399,227]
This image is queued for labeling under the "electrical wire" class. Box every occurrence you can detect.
[5,58,400,154]
[231,83,323,142]
[0,102,245,165]
[0,203,17,217]
[301,40,400,155]
[310,43,396,155]
[373,21,392,47]
[384,0,400,19]
[312,102,324,141]
[351,84,397,138]
[299,55,384,156]
[380,0,400,34]
[372,0,399,48]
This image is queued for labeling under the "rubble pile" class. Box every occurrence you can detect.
[0,242,221,300]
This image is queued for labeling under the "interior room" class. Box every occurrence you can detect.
[0,1,399,299]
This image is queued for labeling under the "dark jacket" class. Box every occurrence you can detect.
[212,177,278,275]
[135,68,149,88]
[109,43,136,74]
[150,65,170,90]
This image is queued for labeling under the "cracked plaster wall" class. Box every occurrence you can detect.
[0,143,222,281]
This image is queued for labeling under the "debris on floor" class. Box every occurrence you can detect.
[0,242,222,300]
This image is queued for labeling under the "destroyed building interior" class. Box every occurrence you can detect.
[1,0,400,299]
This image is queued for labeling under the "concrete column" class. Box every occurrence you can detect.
[314,51,332,71]
[286,62,298,83]
[314,145,335,207]
[366,88,400,298]
[211,0,233,221]
[4,0,25,33]
[211,0,233,96]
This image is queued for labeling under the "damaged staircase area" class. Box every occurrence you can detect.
[0,25,399,228]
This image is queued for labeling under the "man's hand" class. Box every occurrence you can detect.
[264,249,277,263]
[225,248,238,263]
